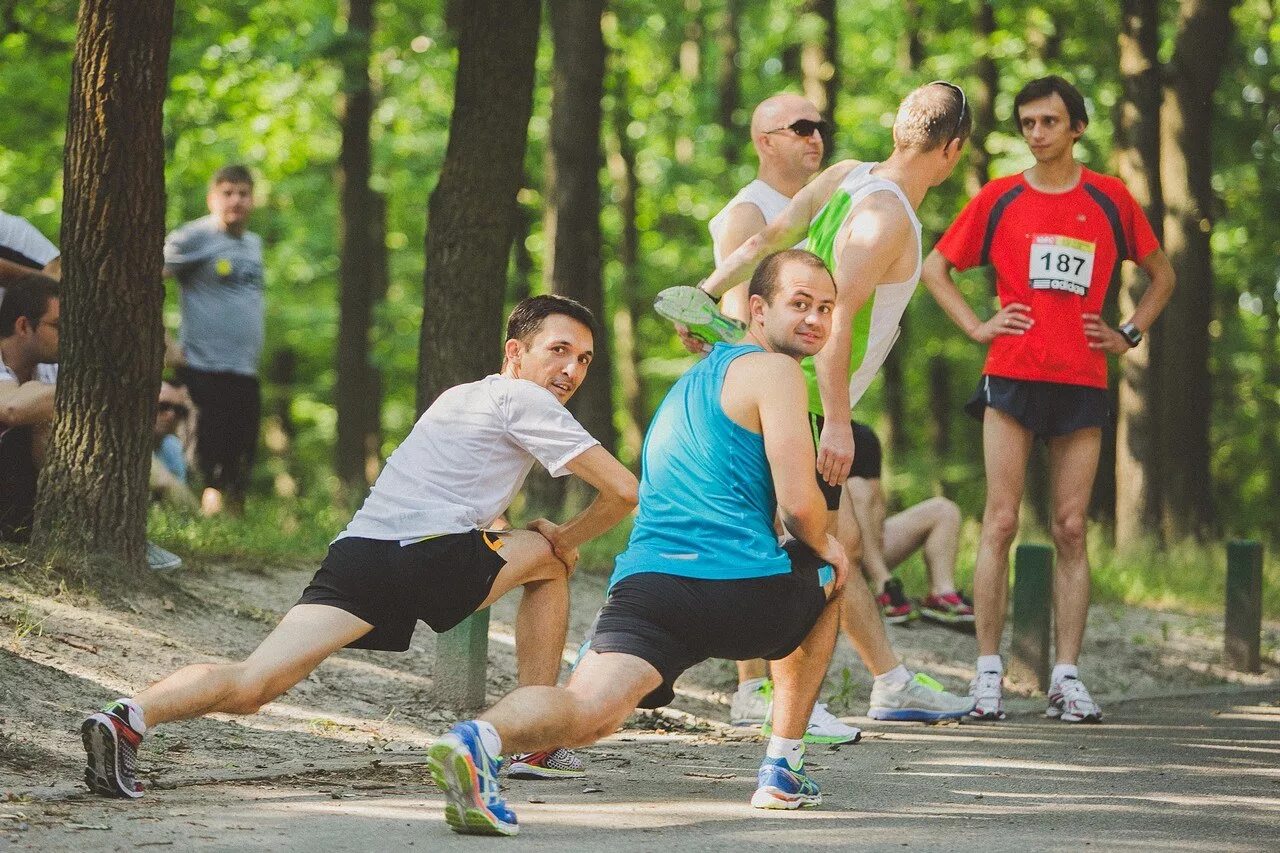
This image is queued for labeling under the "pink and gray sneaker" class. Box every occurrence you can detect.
[82,699,145,798]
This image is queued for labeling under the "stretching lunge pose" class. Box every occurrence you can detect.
[668,83,978,724]
[922,76,1175,722]
[81,295,638,798]
[427,250,851,837]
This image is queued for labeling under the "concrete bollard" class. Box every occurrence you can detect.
[1010,543,1053,693]
[1225,540,1263,673]
[435,609,490,709]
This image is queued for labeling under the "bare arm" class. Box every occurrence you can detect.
[0,380,54,427]
[527,445,638,571]
[676,203,770,355]
[701,159,861,298]
[920,248,1032,343]
[812,201,907,486]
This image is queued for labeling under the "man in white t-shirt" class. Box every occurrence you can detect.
[0,210,60,285]
[81,295,640,800]
[0,273,59,541]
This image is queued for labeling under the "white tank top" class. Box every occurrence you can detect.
[805,163,922,409]
[708,179,798,264]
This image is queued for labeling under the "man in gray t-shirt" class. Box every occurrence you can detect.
[164,165,265,515]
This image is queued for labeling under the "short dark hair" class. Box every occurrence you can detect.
[1014,75,1089,132]
[505,294,596,345]
[748,249,832,305]
[0,272,58,337]
[211,164,254,188]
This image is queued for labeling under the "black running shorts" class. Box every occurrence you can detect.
[964,375,1111,440]
[588,542,828,709]
[298,531,507,652]
[809,415,883,510]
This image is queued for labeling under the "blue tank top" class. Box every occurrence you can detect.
[610,343,792,586]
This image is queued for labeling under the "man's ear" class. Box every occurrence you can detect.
[749,293,767,326]
[503,338,523,369]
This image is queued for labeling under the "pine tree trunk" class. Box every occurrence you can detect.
[547,0,614,453]
[31,0,175,566]
[1114,0,1165,548]
[335,0,386,495]
[417,0,541,412]
[1155,0,1237,539]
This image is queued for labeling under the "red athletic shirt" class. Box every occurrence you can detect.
[935,168,1160,389]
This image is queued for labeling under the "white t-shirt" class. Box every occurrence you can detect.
[708,179,801,264]
[0,350,57,385]
[0,211,59,269]
[339,374,599,542]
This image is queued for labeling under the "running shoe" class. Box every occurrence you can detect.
[919,591,975,626]
[762,702,862,745]
[750,755,822,810]
[730,677,772,726]
[876,577,919,624]
[1047,676,1103,723]
[653,285,746,345]
[968,670,1007,720]
[146,541,183,573]
[868,672,975,722]
[507,747,586,779]
[82,700,145,798]
[426,721,518,837]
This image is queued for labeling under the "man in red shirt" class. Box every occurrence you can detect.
[921,76,1175,723]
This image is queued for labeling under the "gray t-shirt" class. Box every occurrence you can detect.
[164,215,265,376]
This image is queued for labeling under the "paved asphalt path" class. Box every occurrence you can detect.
[3,688,1278,851]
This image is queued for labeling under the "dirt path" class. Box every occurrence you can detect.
[1,560,1277,800]
[3,690,1278,851]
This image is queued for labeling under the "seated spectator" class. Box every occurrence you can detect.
[150,381,198,509]
[0,273,182,570]
[844,423,975,627]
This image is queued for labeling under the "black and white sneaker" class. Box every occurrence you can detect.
[82,700,145,798]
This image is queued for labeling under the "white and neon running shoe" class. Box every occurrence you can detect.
[507,747,586,779]
[427,721,518,836]
[653,285,746,345]
[1047,676,1103,723]
[82,700,145,798]
[750,755,823,810]
[968,670,1007,721]
[762,701,862,745]
[868,672,975,722]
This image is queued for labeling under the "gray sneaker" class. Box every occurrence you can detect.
[730,677,772,726]
[146,541,182,573]
[868,672,975,722]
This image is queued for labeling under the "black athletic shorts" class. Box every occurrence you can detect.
[297,531,507,652]
[587,542,828,709]
[964,375,1111,440]
[809,415,883,510]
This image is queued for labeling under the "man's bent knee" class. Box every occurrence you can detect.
[223,663,290,715]
[1051,514,1088,554]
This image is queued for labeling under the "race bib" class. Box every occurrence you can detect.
[1029,235,1095,296]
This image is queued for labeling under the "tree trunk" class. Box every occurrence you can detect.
[1256,0,1280,525]
[899,0,924,72]
[32,0,175,567]
[335,0,387,497]
[1155,0,1237,539]
[417,0,541,413]
[967,0,998,195]
[716,0,742,167]
[802,0,838,134]
[547,0,614,454]
[1114,0,1165,548]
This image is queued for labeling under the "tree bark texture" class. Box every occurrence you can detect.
[1114,0,1165,547]
[32,0,175,565]
[966,0,998,195]
[716,0,742,167]
[547,0,615,454]
[335,0,387,494]
[1155,0,1238,538]
[417,0,541,413]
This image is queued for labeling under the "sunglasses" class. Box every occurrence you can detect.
[158,402,190,418]
[930,80,968,144]
[765,118,830,139]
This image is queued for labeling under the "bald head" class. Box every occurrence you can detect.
[750,94,820,144]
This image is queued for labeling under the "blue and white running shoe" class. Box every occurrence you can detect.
[750,755,822,810]
[426,721,518,836]
[868,672,975,722]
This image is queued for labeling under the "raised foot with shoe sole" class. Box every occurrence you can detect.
[426,732,518,836]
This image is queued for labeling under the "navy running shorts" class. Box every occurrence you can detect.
[964,375,1111,440]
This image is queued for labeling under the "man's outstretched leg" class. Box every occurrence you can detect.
[427,651,661,836]
[753,596,840,809]
[83,604,372,798]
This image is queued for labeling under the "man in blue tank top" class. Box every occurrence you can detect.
[428,250,852,837]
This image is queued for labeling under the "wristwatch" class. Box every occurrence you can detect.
[1118,322,1143,348]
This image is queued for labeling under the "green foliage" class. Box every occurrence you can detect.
[148,493,345,568]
